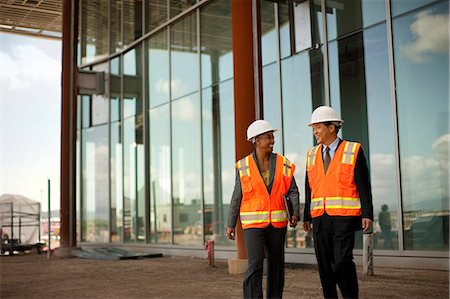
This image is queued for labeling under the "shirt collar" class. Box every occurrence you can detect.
[322,137,340,153]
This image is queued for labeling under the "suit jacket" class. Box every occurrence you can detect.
[303,139,374,232]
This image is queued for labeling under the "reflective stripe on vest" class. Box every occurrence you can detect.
[271,210,288,222]
[237,156,251,177]
[240,211,270,225]
[306,145,320,167]
[342,142,358,165]
[282,156,293,177]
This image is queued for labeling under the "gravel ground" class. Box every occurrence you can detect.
[0,253,448,299]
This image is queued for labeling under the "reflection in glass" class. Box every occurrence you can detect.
[326,0,363,41]
[147,0,168,32]
[148,30,169,108]
[312,1,323,45]
[328,33,369,249]
[262,63,281,153]
[393,1,449,250]
[202,80,235,245]
[172,94,202,245]
[80,0,108,64]
[110,122,123,243]
[328,34,369,150]
[361,0,385,27]
[261,1,277,66]
[171,14,198,100]
[123,47,143,118]
[391,0,440,17]
[281,53,320,248]
[170,0,197,18]
[279,3,290,59]
[110,0,122,53]
[149,104,172,244]
[76,129,81,243]
[92,63,109,126]
[81,125,109,243]
[111,57,121,122]
[123,0,142,48]
[123,45,144,243]
[364,23,399,250]
[200,0,233,88]
[218,80,236,246]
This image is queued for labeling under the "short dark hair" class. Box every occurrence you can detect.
[323,121,340,133]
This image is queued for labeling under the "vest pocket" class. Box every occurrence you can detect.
[241,176,253,193]
[339,165,353,184]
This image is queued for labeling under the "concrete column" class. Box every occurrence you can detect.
[228,0,262,275]
[57,0,78,257]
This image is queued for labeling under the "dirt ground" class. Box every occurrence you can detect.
[0,252,448,299]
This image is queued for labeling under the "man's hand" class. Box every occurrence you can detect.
[303,221,311,232]
[362,218,373,233]
[290,215,299,228]
[227,227,236,240]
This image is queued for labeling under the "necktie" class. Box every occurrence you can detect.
[324,147,331,173]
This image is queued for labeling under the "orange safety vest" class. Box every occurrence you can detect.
[237,154,295,229]
[306,141,362,218]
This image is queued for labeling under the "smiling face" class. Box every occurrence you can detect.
[255,131,275,153]
[312,123,337,146]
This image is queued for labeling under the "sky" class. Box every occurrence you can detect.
[0,32,61,212]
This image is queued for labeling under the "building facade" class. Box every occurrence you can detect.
[75,0,449,269]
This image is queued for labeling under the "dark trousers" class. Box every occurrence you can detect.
[313,213,359,299]
[243,224,287,299]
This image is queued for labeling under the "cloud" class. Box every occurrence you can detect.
[402,10,449,63]
[0,44,60,89]
[432,134,449,170]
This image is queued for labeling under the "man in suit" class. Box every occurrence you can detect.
[303,106,373,299]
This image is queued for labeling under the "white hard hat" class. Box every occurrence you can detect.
[247,120,278,141]
[309,106,344,126]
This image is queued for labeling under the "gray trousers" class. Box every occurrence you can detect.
[243,224,287,299]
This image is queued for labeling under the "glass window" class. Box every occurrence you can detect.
[82,95,91,129]
[281,50,324,249]
[110,0,122,53]
[328,33,370,249]
[202,80,235,245]
[123,0,143,48]
[328,34,369,150]
[81,124,109,243]
[92,63,109,126]
[279,3,291,59]
[326,0,363,41]
[393,1,449,250]
[172,93,202,245]
[312,0,323,45]
[80,0,109,64]
[147,0,168,32]
[392,0,441,17]
[261,1,277,66]
[110,121,123,243]
[171,14,199,100]
[218,80,236,246]
[170,0,197,19]
[364,23,399,250]
[362,0,386,27]
[148,30,169,108]
[149,104,172,244]
[123,47,143,118]
[200,0,233,88]
[122,46,144,243]
[262,62,282,153]
[76,129,81,243]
